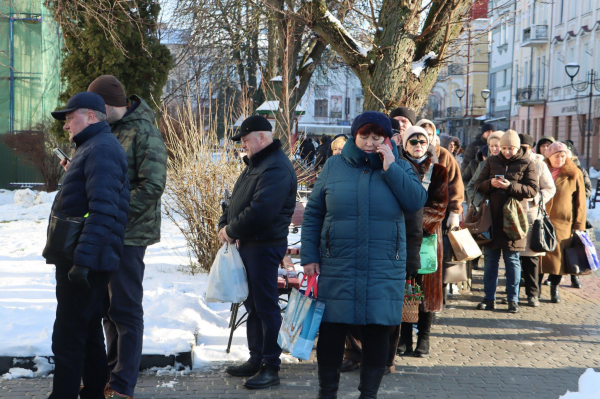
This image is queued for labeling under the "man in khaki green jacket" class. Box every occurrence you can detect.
[88,75,167,399]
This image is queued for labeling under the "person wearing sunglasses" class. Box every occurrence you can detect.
[395,126,449,358]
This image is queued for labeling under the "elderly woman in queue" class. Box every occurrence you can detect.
[474,130,538,313]
[541,142,587,303]
[397,126,449,358]
[301,111,427,398]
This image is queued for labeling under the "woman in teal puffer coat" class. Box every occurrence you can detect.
[301,111,427,399]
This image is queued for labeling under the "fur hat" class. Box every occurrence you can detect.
[500,130,521,148]
[402,126,430,149]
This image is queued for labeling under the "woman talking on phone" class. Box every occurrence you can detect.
[301,111,427,399]
[473,130,538,313]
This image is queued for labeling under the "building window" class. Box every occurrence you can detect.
[566,115,572,141]
[314,99,328,118]
[553,117,559,138]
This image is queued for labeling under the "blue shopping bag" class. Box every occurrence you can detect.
[576,231,599,271]
[278,275,325,360]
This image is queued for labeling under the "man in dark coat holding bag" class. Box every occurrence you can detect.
[44,92,130,399]
[218,115,297,389]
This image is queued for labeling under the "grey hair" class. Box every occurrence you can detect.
[77,108,107,122]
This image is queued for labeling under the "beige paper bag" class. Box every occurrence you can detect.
[447,228,482,262]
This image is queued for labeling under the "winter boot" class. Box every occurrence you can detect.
[571,275,582,289]
[397,322,414,356]
[551,284,561,303]
[316,366,341,399]
[413,311,434,358]
[357,366,386,399]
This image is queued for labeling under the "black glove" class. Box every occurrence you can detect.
[406,264,420,280]
[68,265,90,290]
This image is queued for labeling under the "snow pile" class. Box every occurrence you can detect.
[0,189,14,205]
[34,191,57,205]
[14,189,36,208]
[412,51,438,78]
[589,167,600,179]
[587,204,600,232]
[560,368,600,398]
[1,356,53,380]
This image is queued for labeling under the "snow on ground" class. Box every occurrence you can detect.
[0,189,302,374]
[560,368,600,398]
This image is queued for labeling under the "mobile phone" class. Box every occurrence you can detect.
[53,148,71,163]
[379,137,393,162]
[495,175,505,179]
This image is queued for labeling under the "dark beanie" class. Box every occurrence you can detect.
[351,111,393,138]
[389,117,400,133]
[389,107,416,125]
[88,75,128,107]
[518,133,535,147]
[481,123,495,133]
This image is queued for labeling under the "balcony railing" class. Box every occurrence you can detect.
[516,87,546,102]
[446,107,462,118]
[521,25,548,47]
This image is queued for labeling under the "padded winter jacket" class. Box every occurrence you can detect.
[219,139,297,247]
[301,138,427,326]
[48,121,130,271]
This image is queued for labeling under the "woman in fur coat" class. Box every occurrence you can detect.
[397,126,449,357]
[541,142,587,303]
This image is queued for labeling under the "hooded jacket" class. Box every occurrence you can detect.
[110,96,167,246]
[301,138,427,325]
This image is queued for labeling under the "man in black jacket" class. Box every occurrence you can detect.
[219,115,297,389]
[45,92,130,399]
[461,123,495,173]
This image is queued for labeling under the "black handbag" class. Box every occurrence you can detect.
[530,193,557,253]
[564,234,593,275]
[42,192,86,264]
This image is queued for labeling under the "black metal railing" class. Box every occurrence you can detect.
[516,86,546,102]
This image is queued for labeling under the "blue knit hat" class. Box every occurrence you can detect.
[351,111,393,138]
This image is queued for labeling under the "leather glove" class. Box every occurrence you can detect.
[446,212,461,229]
[68,265,90,290]
[406,264,420,280]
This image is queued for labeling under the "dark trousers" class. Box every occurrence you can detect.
[548,274,563,285]
[521,256,540,298]
[104,245,147,397]
[239,244,286,370]
[317,322,391,368]
[49,265,111,399]
[345,325,398,368]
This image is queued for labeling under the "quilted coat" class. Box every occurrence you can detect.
[474,148,539,252]
[301,138,427,326]
[48,121,130,271]
[541,158,587,275]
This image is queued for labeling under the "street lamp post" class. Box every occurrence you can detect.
[565,64,600,168]
[455,89,465,141]
[481,88,491,134]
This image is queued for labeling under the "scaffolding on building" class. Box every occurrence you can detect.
[0,0,63,188]
[0,0,62,134]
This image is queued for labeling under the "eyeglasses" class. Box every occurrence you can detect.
[408,139,428,147]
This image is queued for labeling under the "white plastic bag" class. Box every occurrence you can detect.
[205,243,249,303]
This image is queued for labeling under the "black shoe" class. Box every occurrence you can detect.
[226,361,260,377]
[508,302,519,313]
[413,311,433,358]
[413,338,430,358]
[527,296,540,307]
[340,358,360,373]
[551,285,561,303]
[498,297,508,305]
[571,275,582,289]
[317,365,340,399]
[358,366,386,399]
[476,299,495,310]
[243,364,280,389]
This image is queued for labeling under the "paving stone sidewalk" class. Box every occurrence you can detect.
[2,268,599,399]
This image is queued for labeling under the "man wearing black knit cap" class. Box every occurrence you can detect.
[461,123,495,172]
[389,107,415,140]
[220,115,297,389]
